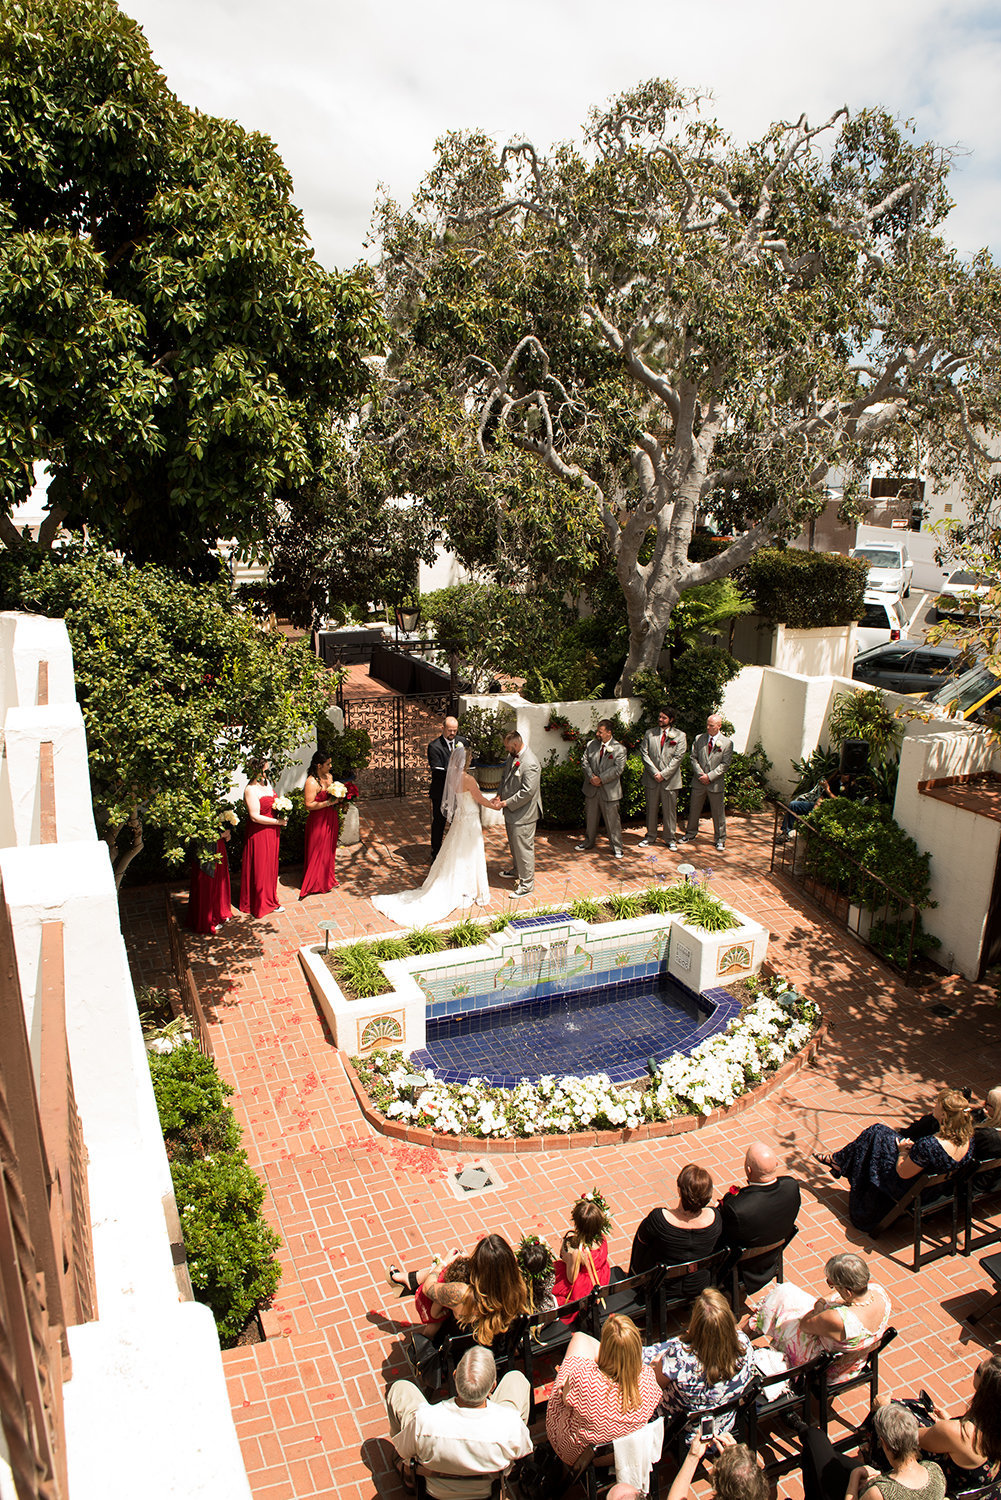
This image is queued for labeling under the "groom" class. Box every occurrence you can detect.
[492,732,542,897]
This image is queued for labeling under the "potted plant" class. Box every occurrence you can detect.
[458,705,515,792]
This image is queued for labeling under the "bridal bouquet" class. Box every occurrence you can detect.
[272,795,292,818]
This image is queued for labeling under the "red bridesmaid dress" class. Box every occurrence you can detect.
[187,837,232,935]
[299,790,339,897]
[240,794,282,917]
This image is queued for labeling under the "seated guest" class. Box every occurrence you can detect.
[611,1433,768,1500]
[546,1314,662,1467]
[644,1288,756,1439]
[796,1401,945,1500]
[388,1234,529,1345]
[815,1089,974,1233]
[719,1142,801,1291]
[629,1163,722,1296]
[909,1354,1001,1495]
[741,1252,891,1383]
[552,1194,612,1311]
[388,1345,532,1498]
[516,1235,557,1314]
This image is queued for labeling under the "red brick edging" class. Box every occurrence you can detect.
[339,1017,829,1154]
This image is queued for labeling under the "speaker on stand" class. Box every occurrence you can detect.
[840,738,869,781]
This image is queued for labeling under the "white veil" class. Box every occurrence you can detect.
[441,745,467,822]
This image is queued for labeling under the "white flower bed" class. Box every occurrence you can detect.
[351,975,819,1139]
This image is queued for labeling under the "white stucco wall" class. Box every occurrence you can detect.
[2,703,97,846]
[459,692,641,765]
[771,624,857,678]
[892,724,1001,979]
[0,611,77,707]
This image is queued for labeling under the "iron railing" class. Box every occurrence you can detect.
[770,802,921,979]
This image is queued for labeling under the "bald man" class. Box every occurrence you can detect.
[719,1141,801,1292]
[427,715,465,859]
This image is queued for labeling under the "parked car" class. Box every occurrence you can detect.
[922,661,1001,723]
[852,640,966,695]
[850,541,913,599]
[930,569,997,622]
[854,592,905,654]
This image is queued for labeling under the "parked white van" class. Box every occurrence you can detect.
[849,540,913,600]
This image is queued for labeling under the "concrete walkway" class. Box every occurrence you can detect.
[121,800,1001,1500]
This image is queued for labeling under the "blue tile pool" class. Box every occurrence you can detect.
[408,974,741,1086]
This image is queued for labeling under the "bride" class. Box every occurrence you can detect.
[372,749,495,927]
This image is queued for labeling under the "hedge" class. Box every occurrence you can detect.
[743,548,868,628]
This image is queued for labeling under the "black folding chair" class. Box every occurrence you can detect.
[953,1482,1001,1500]
[520,1291,597,1422]
[727,1229,798,1306]
[568,1411,666,1500]
[661,1386,753,1465]
[657,1250,729,1330]
[744,1352,834,1477]
[593,1265,664,1340]
[409,1459,506,1498]
[870,1171,959,1270]
[961,1155,1001,1256]
[965,1252,1001,1328]
[810,1326,898,1450]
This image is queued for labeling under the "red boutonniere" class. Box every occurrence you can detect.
[667,738,677,747]
[514,760,521,769]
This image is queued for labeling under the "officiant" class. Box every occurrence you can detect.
[427,716,465,859]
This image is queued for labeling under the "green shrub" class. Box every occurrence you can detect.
[827,688,903,765]
[569,896,604,921]
[317,722,373,776]
[368,936,411,961]
[540,753,586,828]
[446,918,488,948]
[458,704,515,764]
[148,1043,281,1345]
[743,548,867,628]
[332,941,387,997]
[649,644,741,742]
[408,926,445,953]
[607,893,643,919]
[802,799,933,910]
[489,914,513,932]
[170,1156,282,1343]
[148,1045,241,1162]
[725,742,773,813]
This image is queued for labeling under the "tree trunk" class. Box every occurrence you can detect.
[110,807,145,890]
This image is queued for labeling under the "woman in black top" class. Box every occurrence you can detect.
[629,1163,722,1295]
[913,1354,1001,1494]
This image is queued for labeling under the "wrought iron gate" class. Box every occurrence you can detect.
[341,691,456,798]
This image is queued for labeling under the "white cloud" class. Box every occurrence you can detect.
[121,0,1001,268]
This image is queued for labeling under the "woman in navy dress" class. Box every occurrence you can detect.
[815,1089,973,1231]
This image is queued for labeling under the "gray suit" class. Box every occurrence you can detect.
[581,736,626,855]
[684,731,733,845]
[499,746,542,891]
[640,726,687,842]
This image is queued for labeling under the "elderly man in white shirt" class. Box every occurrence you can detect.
[388,1346,533,1497]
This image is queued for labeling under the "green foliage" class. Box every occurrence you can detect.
[149,1043,280,1344]
[639,885,676,914]
[789,745,841,798]
[488,914,512,932]
[522,613,626,702]
[606,893,642,920]
[619,752,648,822]
[802,799,933,910]
[661,645,741,741]
[670,580,754,652]
[457,704,515,764]
[569,896,604,922]
[827,688,904,764]
[540,754,585,828]
[407,926,446,954]
[0,0,383,567]
[331,942,388,998]
[445,918,489,948]
[869,917,941,970]
[637,881,740,931]
[148,1044,240,1161]
[170,1156,282,1344]
[725,743,773,813]
[743,549,868,628]
[367,937,411,961]
[0,547,327,883]
[317,721,373,776]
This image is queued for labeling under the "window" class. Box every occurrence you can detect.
[869,476,925,501]
[852,548,904,568]
[860,603,891,629]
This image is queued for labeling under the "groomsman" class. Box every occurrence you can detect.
[638,706,686,850]
[681,713,733,851]
[576,720,626,858]
[427,715,464,858]
[493,732,542,896]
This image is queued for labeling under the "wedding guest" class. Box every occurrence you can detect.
[718,1142,801,1290]
[629,1164,722,1296]
[576,720,627,859]
[644,1288,756,1439]
[240,764,286,918]
[546,1315,662,1467]
[552,1194,612,1311]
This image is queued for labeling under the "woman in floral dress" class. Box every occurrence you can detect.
[644,1288,756,1439]
[742,1251,891,1385]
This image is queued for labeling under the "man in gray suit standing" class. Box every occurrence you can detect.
[681,713,733,851]
[638,705,686,850]
[493,732,542,896]
[575,719,626,859]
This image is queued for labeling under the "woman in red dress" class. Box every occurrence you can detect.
[187,827,234,934]
[240,766,286,918]
[300,751,340,897]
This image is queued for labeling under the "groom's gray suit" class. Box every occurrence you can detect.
[498,745,542,892]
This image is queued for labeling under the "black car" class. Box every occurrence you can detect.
[852,640,966,695]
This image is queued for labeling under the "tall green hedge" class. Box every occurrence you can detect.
[743,549,868,628]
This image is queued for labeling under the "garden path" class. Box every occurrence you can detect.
[121,802,1001,1500]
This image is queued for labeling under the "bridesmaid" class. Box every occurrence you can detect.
[186,824,233,935]
[300,750,340,897]
[240,764,286,918]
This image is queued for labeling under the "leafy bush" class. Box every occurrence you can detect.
[827,688,903,765]
[331,941,387,997]
[643,645,741,741]
[458,704,516,764]
[638,882,740,931]
[317,721,373,776]
[407,926,446,954]
[789,746,841,799]
[802,799,933,911]
[725,743,773,813]
[869,916,941,969]
[569,896,604,921]
[743,548,868,628]
[170,1156,282,1343]
[540,753,586,828]
[521,615,614,701]
[607,893,643,919]
[446,918,489,948]
[148,1043,281,1344]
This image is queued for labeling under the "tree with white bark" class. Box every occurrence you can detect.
[373,81,1001,691]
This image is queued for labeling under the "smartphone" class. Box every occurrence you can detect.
[699,1416,715,1442]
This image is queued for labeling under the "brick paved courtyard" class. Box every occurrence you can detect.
[121,799,1001,1500]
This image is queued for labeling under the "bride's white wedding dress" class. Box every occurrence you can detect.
[372,790,490,927]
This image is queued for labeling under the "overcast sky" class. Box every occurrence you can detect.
[121,0,1000,271]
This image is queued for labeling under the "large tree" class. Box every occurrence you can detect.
[0,546,329,885]
[374,82,1001,691]
[0,0,383,567]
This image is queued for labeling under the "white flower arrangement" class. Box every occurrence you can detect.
[272,795,293,814]
[352,974,818,1140]
[330,780,348,799]
[220,809,239,826]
